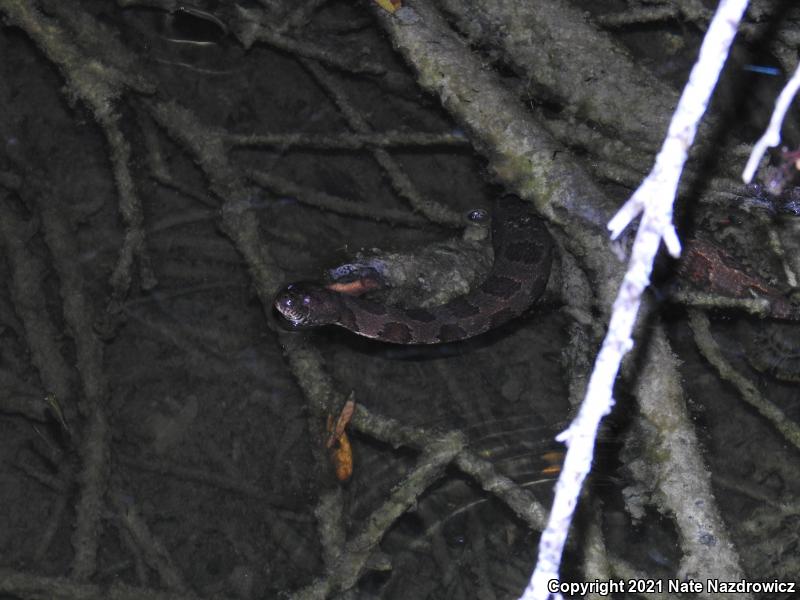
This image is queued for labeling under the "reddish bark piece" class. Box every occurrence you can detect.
[679,239,798,319]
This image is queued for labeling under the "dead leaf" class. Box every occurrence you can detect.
[331,430,353,481]
[326,395,355,448]
[324,395,356,481]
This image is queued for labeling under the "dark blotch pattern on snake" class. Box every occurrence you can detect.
[273,195,553,344]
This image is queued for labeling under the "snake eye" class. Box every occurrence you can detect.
[467,208,489,223]
[302,296,312,305]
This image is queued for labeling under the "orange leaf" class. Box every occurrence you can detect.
[324,396,356,480]
[331,431,353,481]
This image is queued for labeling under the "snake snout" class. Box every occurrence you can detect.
[274,286,310,326]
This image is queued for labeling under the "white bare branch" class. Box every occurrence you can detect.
[742,60,800,183]
[521,1,750,598]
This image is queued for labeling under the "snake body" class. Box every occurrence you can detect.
[273,195,552,344]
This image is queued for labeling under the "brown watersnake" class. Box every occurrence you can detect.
[273,194,553,344]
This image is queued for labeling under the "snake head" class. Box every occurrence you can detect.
[273,282,341,329]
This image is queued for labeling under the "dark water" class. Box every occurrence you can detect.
[0,1,798,599]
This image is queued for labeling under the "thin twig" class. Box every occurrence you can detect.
[247,169,428,226]
[670,289,772,317]
[239,20,387,76]
[227,130,469,150]
[0,195,76,421]
[294,432,466,599]
[0,0,156,311]
[689,309,800,451]
[110,491,188,592]
[37,190,114,581]
[301,60,464,227]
